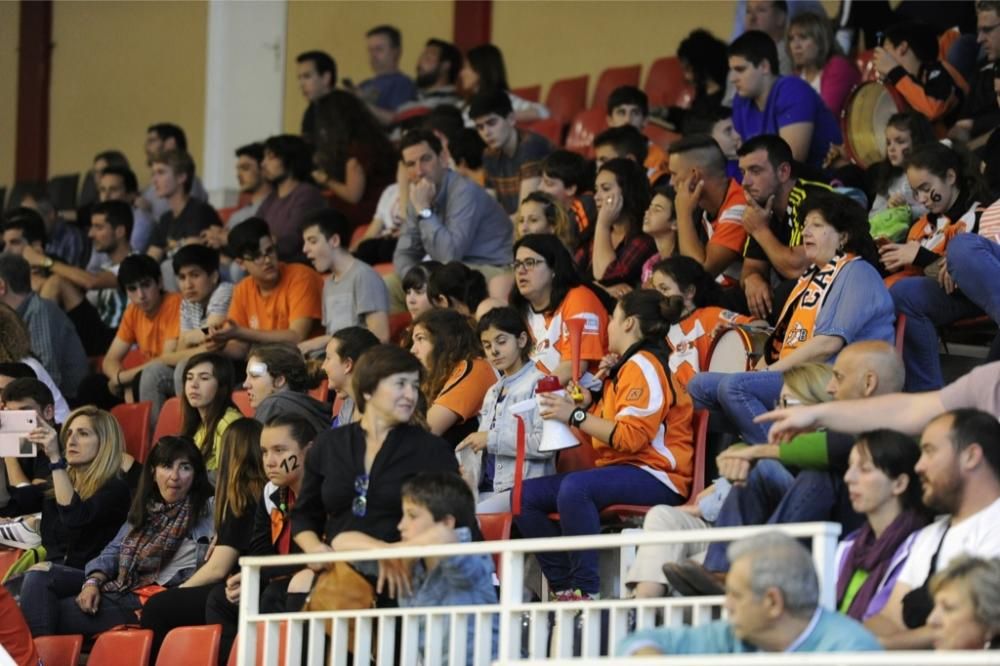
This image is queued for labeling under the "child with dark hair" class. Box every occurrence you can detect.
[458,307,554,512]
[589,158,656,293]
[539,150,597,238]
[322,326,380,427]
[332,471,498,666]
[606,85,670,186]
[868,111,936,222]
[427,261,488,316]
[401,261,443,320]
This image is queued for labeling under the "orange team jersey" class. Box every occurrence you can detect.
[882,201,978,288]
[667,306,753,389]
[701,178,748,287]
[435,358,498,422]
[115,291,182,359]
[594,349,694,498]
[645,142,670,186]
[525,285,609,387]
[228,262,324,332]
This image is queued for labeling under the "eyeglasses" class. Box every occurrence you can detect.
[512,258,546,272]
[775,395,803,409]
[352,474,370,517]
[978,23,1000,36]
[242,245,277,264]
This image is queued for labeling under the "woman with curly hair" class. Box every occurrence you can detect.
[313,90,397,229]
[588,158,656,295]
[410,308,496,446]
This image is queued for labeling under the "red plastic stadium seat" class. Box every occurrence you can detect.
[152,397,182,444]
[643,123,681,153]
[644,56,694,109]
[88,628,153,666]
[389,311,412,343]
[564,108,607,158]
[217,206,238,225]
[34,634,83,666]
[111,401,153,463]
[479,512,513,576]
[232,390,255,417]
[511,84,541,102]
[545,75,589,126]
[156,624,221,666]
[350,224,369,251]
[591,64,641,111]
[522,117,562,145]
[121,347,146,371]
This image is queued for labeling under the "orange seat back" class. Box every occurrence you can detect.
[111,401,153,463]
[156,624,221,666]
[151,396,182,444]
[89,629,153,666]
[34,634,83,666]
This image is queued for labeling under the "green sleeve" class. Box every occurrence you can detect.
[778,431,829,470]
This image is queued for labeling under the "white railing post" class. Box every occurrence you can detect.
[235,561,260,666]
[497,547,525,662]
[810,521,843,609]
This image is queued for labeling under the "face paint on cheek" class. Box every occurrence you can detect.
[929,188,943,204]
[279,455,300,474]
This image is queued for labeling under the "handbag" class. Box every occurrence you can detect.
[302,562,376,646]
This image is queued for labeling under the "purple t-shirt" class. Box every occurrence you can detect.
[732,76,842,170]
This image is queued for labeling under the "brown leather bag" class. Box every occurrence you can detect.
[302,562,376,646]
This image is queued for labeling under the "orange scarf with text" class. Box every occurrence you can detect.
[768,253,858,363]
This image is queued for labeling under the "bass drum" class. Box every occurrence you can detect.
[707,327,771,373]
[841,80,907,169]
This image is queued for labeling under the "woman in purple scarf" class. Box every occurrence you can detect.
[835,429,930,621]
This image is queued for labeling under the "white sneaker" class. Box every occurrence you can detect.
[0,518,41,550]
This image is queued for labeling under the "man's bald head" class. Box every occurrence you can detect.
[827,340,904,401]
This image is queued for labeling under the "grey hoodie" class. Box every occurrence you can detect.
[254,390,331,433]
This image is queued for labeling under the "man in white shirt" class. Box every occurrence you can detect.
[863,408,1000,649]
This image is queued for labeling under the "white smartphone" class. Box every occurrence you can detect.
[0,410,38,458]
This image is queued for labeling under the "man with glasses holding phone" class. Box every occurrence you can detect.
[206,218,322,361]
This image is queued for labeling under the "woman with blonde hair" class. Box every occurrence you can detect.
[8,405,130,570]
[779,362,835,408]
[928,556,1000,650]
[0,302,71,422]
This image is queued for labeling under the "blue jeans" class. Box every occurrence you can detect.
[890,234,1000,391]
[686,371,784,444]
[514,466,683,595]
[703,465,863,572]
[17,563,142,636]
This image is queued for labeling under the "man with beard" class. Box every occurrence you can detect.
[22,200,132,355]
[862,409,1000,649]
[254,135,328,262]
[397,39,463,113]
[736,134,832,320]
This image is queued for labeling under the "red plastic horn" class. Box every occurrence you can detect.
[566,318,585,385]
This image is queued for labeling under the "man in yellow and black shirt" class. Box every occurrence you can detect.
[737,134,832,321]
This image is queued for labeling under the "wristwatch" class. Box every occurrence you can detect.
[48,457,68,471]
[568,408,588,427]
[42,257,54,269]
[417,208,433,220]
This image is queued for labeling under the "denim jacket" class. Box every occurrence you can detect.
[477,362,555,493]
[84,500,215,589]
[400,527,498,665]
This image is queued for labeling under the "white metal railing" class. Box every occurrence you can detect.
[236,522,841,665]
[521,654,1000,665]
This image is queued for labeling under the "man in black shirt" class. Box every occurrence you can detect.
[146,150,222,265]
